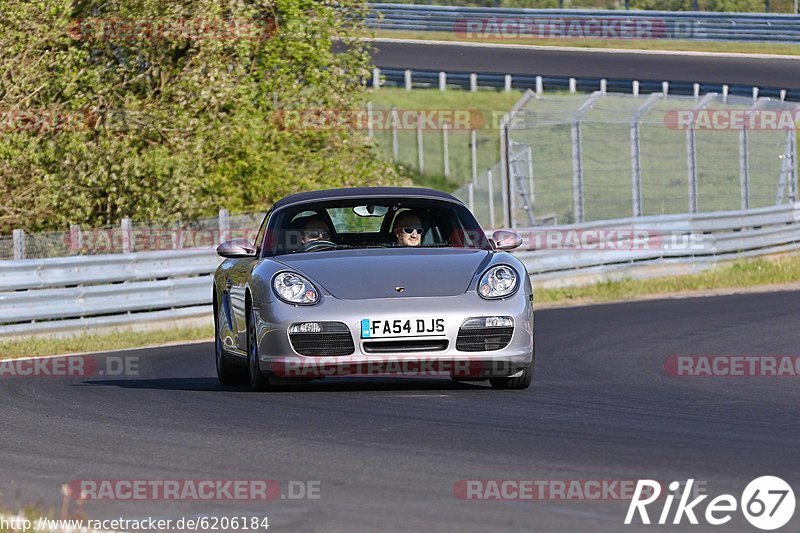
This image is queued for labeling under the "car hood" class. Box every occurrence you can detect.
[273,248,491,299]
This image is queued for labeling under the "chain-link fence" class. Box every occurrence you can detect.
[455,91,799,228]
[4,211,266,260]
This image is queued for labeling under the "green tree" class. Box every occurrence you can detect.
[0,0,405,232]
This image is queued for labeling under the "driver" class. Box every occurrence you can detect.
[392,211,424,247]
[301,215,332,245]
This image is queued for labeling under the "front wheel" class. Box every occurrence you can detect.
[489,362,533,390]
[215,295,246,386]
[247,303,272,392]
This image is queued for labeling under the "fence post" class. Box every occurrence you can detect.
[687,94,715,214]
[442,122,450,178]
[219,208,230,245]
[417,112,424,173]
[372,67,381,89]
[722,84,729,103]
[752,86,759,102]
[662,81,669,96]
[631,93,661,217]
[499,125,510,227]
[504,74,512,92]
[12,229,25,260]
[69,224,83,254]
[439,71,446,91]
[693,83,700,99]
[488,168,496,228]
[633,80,640,97]
[470,73,478,92]
[535,76,543,96]
[121,218,132,254]
[600,79,607,93]
[571,92,604,223]
[366,102,373,139]
[404,69,412,90]
[470,129,478,186]
[527,145,534,209]
[569,78,576,93]
[468,182,475,213]
[391,106,399,161]
[740,98,766,210]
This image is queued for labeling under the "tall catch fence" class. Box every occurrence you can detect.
[455,91,799,228]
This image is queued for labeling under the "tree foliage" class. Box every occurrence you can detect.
[0,0,405,232]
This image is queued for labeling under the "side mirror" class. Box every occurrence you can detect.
[491,230,523,251]
[216,239,256,258]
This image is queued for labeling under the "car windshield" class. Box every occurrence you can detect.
[264,197,491,255]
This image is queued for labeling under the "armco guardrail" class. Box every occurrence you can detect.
[2,202,799,336]
[369,3,800,43]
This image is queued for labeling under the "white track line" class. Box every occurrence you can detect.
[365,36,800,61]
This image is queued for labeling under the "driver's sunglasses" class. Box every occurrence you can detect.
[303,230,330,239]
[399,226,424,235]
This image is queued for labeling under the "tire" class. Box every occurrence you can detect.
[247,302,272,392]
[489,361,534,390]
[215,293,246,386]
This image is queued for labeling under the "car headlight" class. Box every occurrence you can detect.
[273,271,319,305]
[478,265,519,299]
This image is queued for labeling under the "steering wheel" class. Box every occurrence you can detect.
[297,240,337,252]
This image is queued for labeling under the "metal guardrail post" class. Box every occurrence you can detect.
[404,69,412,90]
[439,72,446,91]
[470,73,478,92]
[633,81,640,97]
[687,94,715,214]
[504,75,512,92]
[121,218,132,254]
[468,182,474,213]
[12,229,25,260]
[572,92,604,223]
[535,76,543,96]
[372,68,380,89]
[631,93,662,217]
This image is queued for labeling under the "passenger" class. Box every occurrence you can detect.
[392,211,424,247]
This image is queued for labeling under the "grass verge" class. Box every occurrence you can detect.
[0,325,212,361]
[370,30,800,56]
[536,254,800,305]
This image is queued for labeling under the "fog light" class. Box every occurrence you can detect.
[290,322,322,334]
[485,316,513,328]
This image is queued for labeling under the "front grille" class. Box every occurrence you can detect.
[456,327,513,352]
[289,322,354,356]
[363,339,449,354]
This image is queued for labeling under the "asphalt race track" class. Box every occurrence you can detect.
[370,40,800,89]
[2,290,799,532]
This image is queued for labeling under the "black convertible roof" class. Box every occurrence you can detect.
[272,187,462,211]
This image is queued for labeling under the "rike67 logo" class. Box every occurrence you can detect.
[625,477,795,530]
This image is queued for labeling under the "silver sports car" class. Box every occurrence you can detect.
[213,187,534,391]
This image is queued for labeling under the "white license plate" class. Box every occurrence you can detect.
[361,318,446,339]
